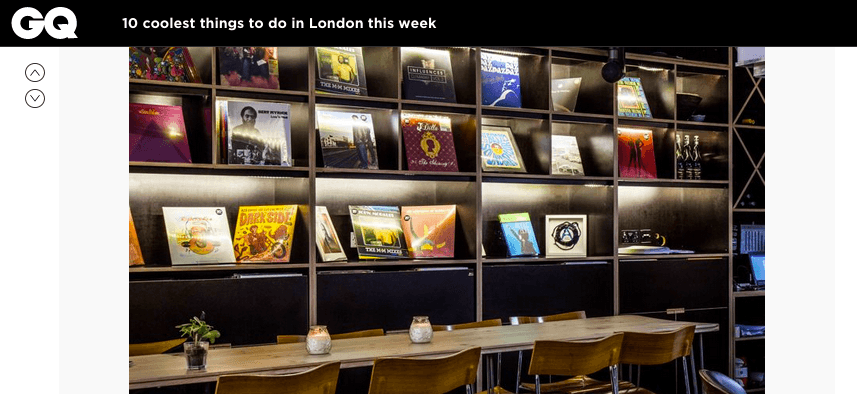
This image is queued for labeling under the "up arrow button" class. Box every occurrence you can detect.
[25,63,45,82]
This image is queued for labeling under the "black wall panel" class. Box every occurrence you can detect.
[482,262,613,320]
[619,258,728,313]
[317,269,475,333]
[129,275,309,346]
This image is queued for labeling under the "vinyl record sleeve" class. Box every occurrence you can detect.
[162,207,236,265]
[349,205,409,259]
[617,127,657,178]
[218,47,279,89]
[401,47,457,103]
[481,51,521,108]
[221,99,292,166]
[315,47,368,96]
[401,112,459,172]
[401,205,456,259]
[232,205,298,263]
[316,206,347,262]
[316,110,379,169]
[499,212,540,257]
[129,103,191,164]
[481,125,526,172]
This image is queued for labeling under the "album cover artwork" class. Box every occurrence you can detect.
[481,125,526,173]
[316,110,379,169]
[401,112,459,172]
[220,99,292,166]
[551,135,584,176]
[499,212,540,257]
[617,127,657,178]
[617,77,652,118]
[232,205,298,263]
[349,205,409,259]
[315,47,368,96]
[481,51,521,108]
[162,207,236,265]
[401,205,456,259]
[401,47,457,103]
[218,47,280,90]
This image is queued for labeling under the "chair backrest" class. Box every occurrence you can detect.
[214,361,341,394]
[129,338,187,356]
[277,328,385,344]
[509,310,587,325]
[618,325,696,366]
[432,318,502,331]
[528,333,624,377]
[367,346,482,394]
[699,369,747,394]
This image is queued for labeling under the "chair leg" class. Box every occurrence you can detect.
[515,351,523,394]
[682,356,690,394]
[534,375,540,394]
[690,346,699,394]
[609,365,619,394]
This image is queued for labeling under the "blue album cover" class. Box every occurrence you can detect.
[481,52,521,108]
[499,212,540,257]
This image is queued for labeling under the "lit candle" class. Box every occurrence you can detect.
[409,316,433,343]
[306,325,332,355]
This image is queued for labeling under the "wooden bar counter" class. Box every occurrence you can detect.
[129,314,718,390]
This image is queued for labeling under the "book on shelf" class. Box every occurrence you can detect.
[162,207,236,265]
[129,102,192,164]
[481,51,521,108]
[232,205,298,263]
[349,205,409,259]
[129,208,145,266]
[401,205,457,259]
[550,77,582,112]
[316,109,379,169]
[617,127,657,179]
[219,99,292,166]
[401,112,459,172]
[499,212,540,257]
[401,47,457,103]
[218,47,280,90]
[617,77,652,118]
[129,47,200,83]
[316,206,347,262]
[481,125,526,173]
[545,214,587,257]
[315,47,367,96]
[550,135,584,176]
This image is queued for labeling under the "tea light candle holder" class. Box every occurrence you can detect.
[306,325,332,355]
[409,316,433,343]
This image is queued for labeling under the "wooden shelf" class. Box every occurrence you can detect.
[128,48,738,380]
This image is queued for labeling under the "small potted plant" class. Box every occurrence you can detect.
[176,311,221,370]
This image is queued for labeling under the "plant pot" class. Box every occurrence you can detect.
[183,341,209,370]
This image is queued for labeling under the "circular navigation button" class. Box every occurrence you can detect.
[25,63,45,82]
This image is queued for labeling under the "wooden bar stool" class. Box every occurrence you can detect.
[367,346,482,394]
[508,310,588,393]
[432,319,503,393]
[276,328,385,344]
[699,370,746,394]
[214,361,341,394]
[527,333,625,394]
[129,338,187,356]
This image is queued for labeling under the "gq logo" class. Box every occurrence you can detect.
[11,7,77,39]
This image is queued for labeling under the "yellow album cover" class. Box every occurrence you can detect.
[232,205,298,263]
[129,208,145,266]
